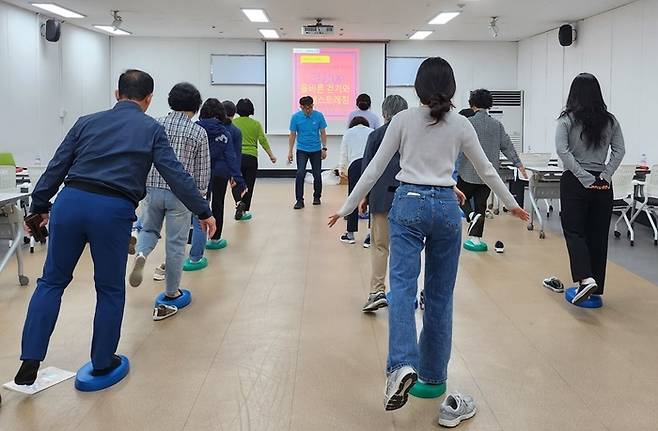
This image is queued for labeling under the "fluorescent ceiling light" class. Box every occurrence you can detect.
[409,30,432,40]
[31,3,85,18]
[429,12,461,25]
[242,9,269,23]
[259,29,279,39]
[94,25,132,35]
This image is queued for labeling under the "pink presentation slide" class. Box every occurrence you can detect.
[292,48,359,120]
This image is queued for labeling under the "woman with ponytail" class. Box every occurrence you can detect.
[557,73,625,306]
[328,57,529,420]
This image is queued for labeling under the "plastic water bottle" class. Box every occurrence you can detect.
[34,153,42,166]
[640,153,648,169]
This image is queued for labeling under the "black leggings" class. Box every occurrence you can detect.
[346,159,363,232]
[209,176,229,240]
[457,177,491,238]
[232,154,258,211]
[560,170,613,294]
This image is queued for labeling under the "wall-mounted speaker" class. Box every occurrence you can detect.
[41,19,61,42]
[559,24,576,47]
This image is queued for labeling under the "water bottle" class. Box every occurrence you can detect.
[640,153,648,170]
[34,153,41,166]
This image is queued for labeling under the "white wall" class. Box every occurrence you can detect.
[0,1,110,166]
[518,0,656,164]
[386,41,519,110]
[112,38,519,170]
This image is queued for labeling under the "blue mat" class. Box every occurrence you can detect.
[155,289,192,309]
[75,355,129,392]
[564,287,603,309]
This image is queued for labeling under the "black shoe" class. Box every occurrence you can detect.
[340,233,356,244]
[294,201,305,210]
[91,355,123,376]
[15,360,40,386]
[542,276,564,293]
[363,234,371,248]
[572,281,598,305]
[362,292,388,312]
[494,241,505,253]
[313,197,321,205]
[234,201,247,220]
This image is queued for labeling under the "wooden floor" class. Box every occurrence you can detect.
[1,179,657,431]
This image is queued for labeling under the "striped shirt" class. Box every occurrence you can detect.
[146,111,210,193]
[458,110,522,185]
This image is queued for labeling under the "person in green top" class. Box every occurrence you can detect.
[233,98,277,218]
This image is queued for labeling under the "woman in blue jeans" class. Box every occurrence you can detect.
[329,57,529,423]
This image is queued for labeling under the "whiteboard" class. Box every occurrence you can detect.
[386,57,426,87]
[211,54,265,85]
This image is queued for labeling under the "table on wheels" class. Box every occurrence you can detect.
[0,192,30,286]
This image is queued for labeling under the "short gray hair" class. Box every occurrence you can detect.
[382,95,408,122]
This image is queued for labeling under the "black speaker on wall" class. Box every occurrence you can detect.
[559,24,576,47]
[41,19,61,42]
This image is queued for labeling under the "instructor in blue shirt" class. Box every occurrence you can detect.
[288,96,328,209]
[15,69,216,387]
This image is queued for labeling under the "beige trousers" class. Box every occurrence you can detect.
[370,213,389,294]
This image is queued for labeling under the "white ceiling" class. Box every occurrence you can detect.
[7,0,636,41]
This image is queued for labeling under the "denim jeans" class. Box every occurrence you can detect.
[136,187,191,296]
[295,150,322,202]
[386,184,462,384]
[189,216,206,262]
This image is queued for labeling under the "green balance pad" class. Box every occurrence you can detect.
[183,257,208,272]
[206,239,227,250]
[464,239,488,252]
[409,381,446,399]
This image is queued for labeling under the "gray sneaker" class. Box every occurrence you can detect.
[362,292,388,313]
[129,253,146,287]
[438,393,477,428]
[152,304,178,321]
[153,263,166,281]
[383,365,417,411]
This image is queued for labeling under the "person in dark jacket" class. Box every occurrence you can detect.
[223,100,249,220]
[15,70,215,387]
[187,99,246,264]
[358,95,408,313]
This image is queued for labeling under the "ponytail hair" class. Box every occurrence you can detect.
[414,57,456,124]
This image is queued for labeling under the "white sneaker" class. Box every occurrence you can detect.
[383,365,417,411]
[438,393,477,428]
[153,263,166,281]
[129,253,146,287]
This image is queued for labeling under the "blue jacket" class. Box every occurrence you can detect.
[31,101,211,219]
[196,119,245,191]
[227,122,243,167]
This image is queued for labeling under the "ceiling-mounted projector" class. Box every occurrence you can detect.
[302,18,334,36]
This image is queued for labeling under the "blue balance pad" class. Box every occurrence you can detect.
[564,287,603,309]
[75,355,130,392]
[155,289,192,309]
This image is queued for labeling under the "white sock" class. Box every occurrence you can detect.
[347,232,355,240]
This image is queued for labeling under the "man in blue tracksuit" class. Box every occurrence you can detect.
[15,69,216,385]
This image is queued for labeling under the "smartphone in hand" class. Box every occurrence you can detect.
[24,214,48,242]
